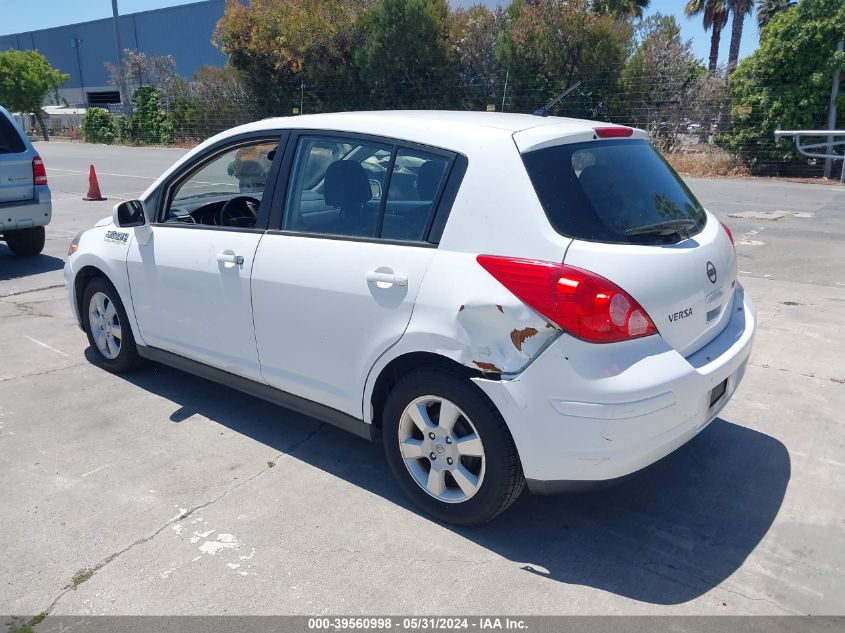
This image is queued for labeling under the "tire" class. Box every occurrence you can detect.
[382,368,525,525]
[4,226,45,256]
[81,277,143,373]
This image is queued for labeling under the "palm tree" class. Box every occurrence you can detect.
[630,0,650,18]
[684,0,729,75]
[756,0,794,29]
[727,0,755,74]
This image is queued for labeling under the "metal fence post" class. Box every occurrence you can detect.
[824,40,844,179]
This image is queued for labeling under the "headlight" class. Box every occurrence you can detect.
[68,232,83,256]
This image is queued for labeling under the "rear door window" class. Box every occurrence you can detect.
[522,139,706,245]
[0,114,27,154]
[281,136,452,242]
[381,148,450,241]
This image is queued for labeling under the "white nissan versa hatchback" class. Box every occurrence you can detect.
[65,111,756,525]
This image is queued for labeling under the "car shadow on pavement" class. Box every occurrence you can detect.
[0,246,64,280]
[113,357,790,606]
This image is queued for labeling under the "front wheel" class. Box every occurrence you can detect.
[82,277,142,373]
[4,226,45,256]
[382,368,525,525]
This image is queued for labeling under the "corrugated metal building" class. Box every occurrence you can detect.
[0,0,226,107]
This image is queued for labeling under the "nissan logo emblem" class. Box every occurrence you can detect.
[707,261,717,284]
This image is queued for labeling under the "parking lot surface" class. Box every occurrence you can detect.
[1,141,844,616]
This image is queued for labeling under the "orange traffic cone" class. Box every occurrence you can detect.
[83,165,106,201]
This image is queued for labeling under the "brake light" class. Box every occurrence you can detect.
[593,126,633,138]
[477,255,657,344]
[721,222,734,247]
[32,156,47,186]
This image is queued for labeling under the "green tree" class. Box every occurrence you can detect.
[80,107,117,144]
[623,14,707,151]
[498,0,633,116]
[124,87,173,145]
[593,0,651,17]
[449,4,508,110]
[215,0,368,115]
[726,0,755,74]
[353,0,455,109]
[0,50,69,141]
[685,0,729,75]
[756,0,794,28]
[716,0,845,165]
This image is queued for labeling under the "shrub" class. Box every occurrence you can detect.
[80,107,117,144]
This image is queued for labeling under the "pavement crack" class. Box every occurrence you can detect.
[38,421,327,616]
[0,364,83,383]
[749,362,844,385]
[716,585,802,615]
[0,283,65,299]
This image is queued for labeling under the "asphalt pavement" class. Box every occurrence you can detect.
[1,141,843,618]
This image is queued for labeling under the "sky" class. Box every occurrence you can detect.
[1,0,760,64]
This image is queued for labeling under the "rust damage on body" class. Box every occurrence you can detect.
[510,327,539,351]
[450,301,560,376]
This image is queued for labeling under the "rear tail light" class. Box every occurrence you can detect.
[721,222,735,247]
[32,156,47,186]
[477,255,657,344]
[593,126,633,138]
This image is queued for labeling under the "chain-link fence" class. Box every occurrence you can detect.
[37,73,845,180]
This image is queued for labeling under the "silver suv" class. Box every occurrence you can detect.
[0,105,51,256]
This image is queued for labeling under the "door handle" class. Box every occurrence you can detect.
[216,252,244,265]
[366,271,408,286]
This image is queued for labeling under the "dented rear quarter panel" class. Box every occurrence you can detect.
[362,134,572,425]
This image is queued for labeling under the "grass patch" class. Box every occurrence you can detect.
[666,148,749,178]
[8,613,47,633]
[70,567,94,589]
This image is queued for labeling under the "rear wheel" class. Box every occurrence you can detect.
[382,368,525,525]
[4,226,45,256]
[82,277,142,373]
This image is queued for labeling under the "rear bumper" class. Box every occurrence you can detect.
[0,187,52,232]
[473,283,756,490]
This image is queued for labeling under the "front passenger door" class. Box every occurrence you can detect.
[126,135,284,380]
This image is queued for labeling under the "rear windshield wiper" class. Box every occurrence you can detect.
[625,219,697,237]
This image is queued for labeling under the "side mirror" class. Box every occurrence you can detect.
[112,200,148,228]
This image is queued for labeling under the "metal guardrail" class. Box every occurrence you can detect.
[775,130,845,182]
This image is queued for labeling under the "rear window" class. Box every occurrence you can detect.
[522,139,706,245]
[0,114,27,154]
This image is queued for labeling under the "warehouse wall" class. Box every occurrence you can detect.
[0,0,226,106]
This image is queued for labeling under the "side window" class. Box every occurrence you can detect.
[381,148,450,241]
[283,136,392,238]
[164,140,277,228]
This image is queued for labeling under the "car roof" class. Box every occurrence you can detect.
[225,110,630,152]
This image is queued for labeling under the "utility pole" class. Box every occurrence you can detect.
[824,40,843,179]
[71,37,85,107]
[111,0,128,112]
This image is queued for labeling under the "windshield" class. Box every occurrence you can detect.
[522,139,706,245]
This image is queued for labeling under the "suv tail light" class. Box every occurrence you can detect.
[32,156,47,186]
[721,222,735,247]
[477,255,657,344]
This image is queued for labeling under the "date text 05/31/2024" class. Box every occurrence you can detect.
[307,617,529,630]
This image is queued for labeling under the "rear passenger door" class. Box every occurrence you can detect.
[251,133,456,418]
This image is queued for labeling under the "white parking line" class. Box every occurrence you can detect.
[24,336,68,357]
[48,168,157,180]
[81,464,110,478]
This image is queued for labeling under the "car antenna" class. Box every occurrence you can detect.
[533,81,582,117]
